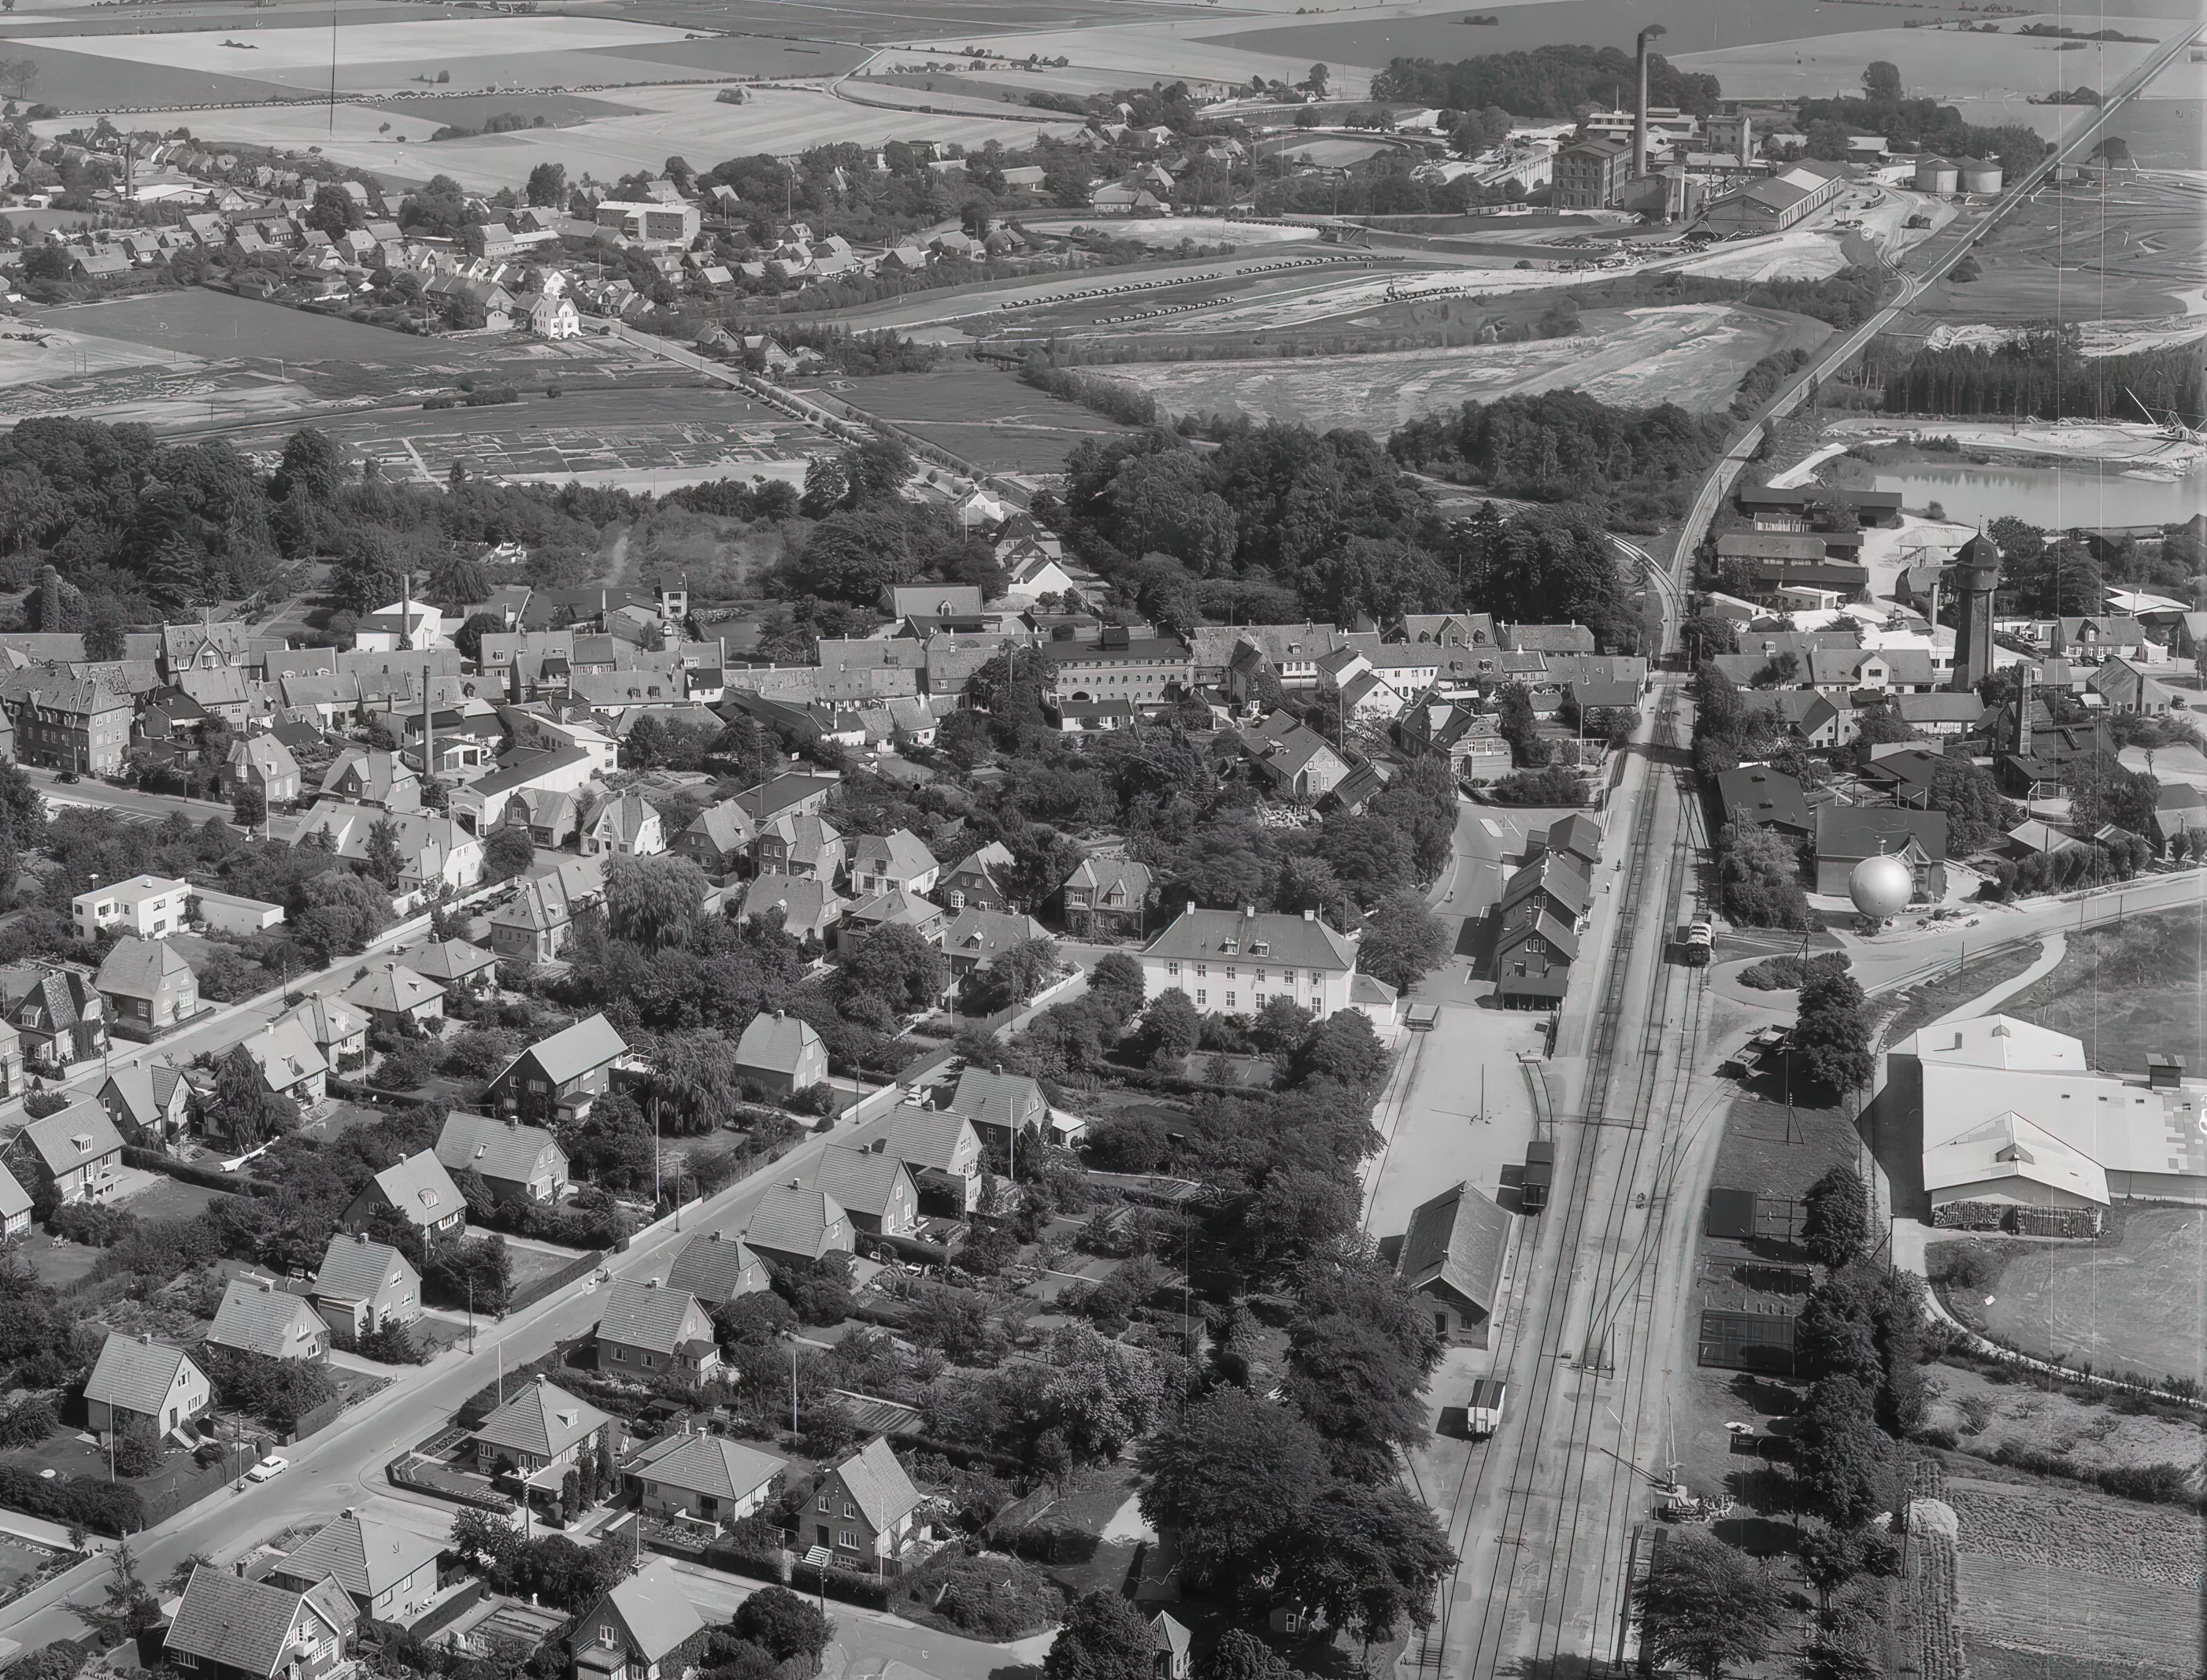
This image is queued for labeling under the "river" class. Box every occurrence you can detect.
[1873,460,2207,530]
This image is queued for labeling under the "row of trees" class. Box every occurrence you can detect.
[1885,336,2203,427]
[1370,43,1720,117]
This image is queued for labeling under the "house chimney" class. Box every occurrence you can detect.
[535,1372,546,1383]
[1184,901,1195,917]
[355,1231,367,1244]
[235,1560,248,1578]
[1244,905,1257,919]
[708,1231,721,1242]
[139,1331,152,1345]
[1303,908,1315,920]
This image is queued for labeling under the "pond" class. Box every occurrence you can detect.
[1872,460,2207,530]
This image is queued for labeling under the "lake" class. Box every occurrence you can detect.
[1872,461,2207,530]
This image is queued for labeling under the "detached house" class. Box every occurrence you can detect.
[732,1010,828,1098]
[742,1183,854,1267]
[84,1330,210,1440]
[435,1111,570,1205]
[1061,857,1150,938]
[566,1559,707,1680]
[624,1430,785,1530]
[805,1145,918,1240]
[584,790,666,859]
[208,1275,329,1362]
[95,935,200,1039]
[268,1509,445,1624]
[675,801,756,881]
[850,830,939,899]
[594,1279,722,1382]
[7,1098,124,1205]
[341,960,444,1031]
[341,1151,467,1248]
[309,1232,422,1349]
[938,842,1016,913]
[165,1563,357,1680]
[472,1375,616,1478]
[3,966,108,1074]
[486,1012,629,1124]
[665,1230,770,1302]
[809,1437,923,1569]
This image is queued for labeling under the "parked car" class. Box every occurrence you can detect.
[247,1455,289,1482]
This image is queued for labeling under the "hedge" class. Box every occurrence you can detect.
[0,1465,144,1535]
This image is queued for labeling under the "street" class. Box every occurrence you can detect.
[0,1109,1053,1678]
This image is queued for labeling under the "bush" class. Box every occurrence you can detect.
[903,1552,1065,1639]
[1738,952,1850,991]
[109,1420,163,1478]
[356,1320,428,1364]
[1487,764,1585,805]
[22,1090,69,1118]
[47,1203,137,1247]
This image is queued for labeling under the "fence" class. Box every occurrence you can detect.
[135,1449,252,1529]
[387,1451,516,1513]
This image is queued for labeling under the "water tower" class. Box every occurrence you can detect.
[1950,531,2001,693]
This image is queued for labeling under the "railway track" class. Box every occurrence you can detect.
[1402,678,1713,1679]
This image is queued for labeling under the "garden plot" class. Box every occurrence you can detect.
[1099,303,1822,432]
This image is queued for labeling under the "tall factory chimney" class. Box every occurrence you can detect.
[1633,24,1666,180]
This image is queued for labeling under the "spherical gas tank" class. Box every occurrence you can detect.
[1849,853,1913,920]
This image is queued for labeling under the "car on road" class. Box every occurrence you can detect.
[246,1455,288,1482]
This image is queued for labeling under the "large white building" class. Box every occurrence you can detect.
[1884,1013,2207,1219]
[72,875,191,943]
[1139,906,1358,1019]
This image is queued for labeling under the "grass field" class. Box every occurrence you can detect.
[50,290,458,367]
[1098,303,1825,431]
[2001,905,2205,1071]
[814,362,1134,472]
[1968,1208,2207,1386]
[1673,21,2168,104]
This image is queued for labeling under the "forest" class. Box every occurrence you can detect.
[1040,420,1636,646]
[1882,335,2204,425]
[1387,389,1734,525]
[1370,45,1721,118]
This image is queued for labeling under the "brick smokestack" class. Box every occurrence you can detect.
[1634,25,1666,180]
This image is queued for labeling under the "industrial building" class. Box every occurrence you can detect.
[1555,136,1631,209]
[1884,1014,2207,1220]
[1697,161,1847,235]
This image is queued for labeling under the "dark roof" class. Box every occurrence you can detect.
[1716,768,1814,833]
[1398,1182,1510,1316]
[1815,804,1949,863]
[168,1567,356,1679]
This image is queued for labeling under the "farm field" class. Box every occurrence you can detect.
[811,363,1135,472]
[1094,303,1826,431]
[39,289,464,368]
[609,0,1228,43]
[1970,1208,2207,1387]
[168,83,1073,194]
[1670,23,2168,105]
[2001,904,2205,1071]
[1958,1556,2203,1679]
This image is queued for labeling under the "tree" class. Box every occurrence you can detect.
[1636,1532,1784,1678]
[836,923,948,1014]
[1861,61,1902,100]
[1357,891,1448,991]
[1139,988,1201,1069]
[605,853,710,952]
[364,817,403,889]
[202,1042,294,1148]
[1202,1631,1284,1680]
[733,1586,832,1663]
[1042,1591,1157,1680]
[84,1540,160,1643]
[109,1420,162,1479]
[1792,970,1874,1097]
[526,161,568,207]
[1306,62,1329,94]
[1138,1387,1331,1595]
[304,183,361,239]
[483,826,535,882]
[231,783,266,831]
[1276,1480,1453,1645]
[1802,1165,1870,1269]
[1715,823,1812,930]
[1795,1377,1884,1530]
[1285,1258,1441,1476]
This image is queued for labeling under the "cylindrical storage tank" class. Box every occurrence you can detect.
[1915,157,1959,194]
[1961,160,2001,194]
